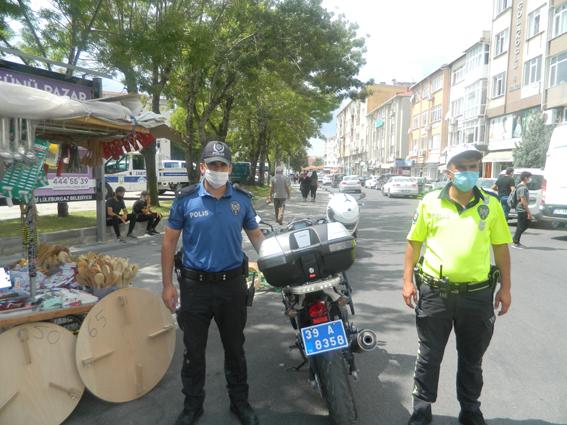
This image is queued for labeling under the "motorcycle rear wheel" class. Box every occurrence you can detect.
[315,350,357,425]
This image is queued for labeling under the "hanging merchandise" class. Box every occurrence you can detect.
[0,138,50,204]
[0,116,13,163]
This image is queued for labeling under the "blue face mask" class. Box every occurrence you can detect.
[448,170,479,192]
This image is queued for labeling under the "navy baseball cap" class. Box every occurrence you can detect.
[202,141,231,165]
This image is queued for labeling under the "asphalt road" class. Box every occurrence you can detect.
[17,184,567,425]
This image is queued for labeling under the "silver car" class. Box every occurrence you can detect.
[382,177,419,198]
[338,175,362,193]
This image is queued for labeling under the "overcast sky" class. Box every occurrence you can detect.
[309,0,494,157]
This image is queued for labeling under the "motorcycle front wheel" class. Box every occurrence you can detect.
[315,350,357,425]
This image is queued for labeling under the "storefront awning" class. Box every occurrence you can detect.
[482,150,513,163]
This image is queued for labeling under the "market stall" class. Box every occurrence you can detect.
[0,76,179,424]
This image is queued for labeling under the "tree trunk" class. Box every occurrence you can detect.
[185,77,199,184]
[57,202,69,217]
[246,118,260,186]
[257,119,268,186]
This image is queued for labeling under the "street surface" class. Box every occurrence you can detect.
[3,184,567,425]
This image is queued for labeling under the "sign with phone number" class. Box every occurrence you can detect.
[49,176,93,191]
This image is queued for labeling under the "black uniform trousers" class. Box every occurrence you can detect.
[513,211,531,244]
[413,283,495,413]
[177,274,249,411]
[136,212,161,231]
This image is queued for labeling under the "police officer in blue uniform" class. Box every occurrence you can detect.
[161,141,265,425]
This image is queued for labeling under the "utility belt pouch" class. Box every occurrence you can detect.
[437,277,450,299]
[414,266,423,290]
[413,255,424,290]
[489,265,500,289]
[174,250,183,281]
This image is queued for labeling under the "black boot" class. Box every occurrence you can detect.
[230,403,259,425]
[408,408,432,425]
[174,407,204,425]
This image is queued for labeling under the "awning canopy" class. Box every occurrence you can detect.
[482,150,513,163]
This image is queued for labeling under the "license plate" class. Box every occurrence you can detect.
[402,190,410,193]
[301,319,349,356]
[554,209,567,215]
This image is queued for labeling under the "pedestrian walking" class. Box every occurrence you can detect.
[491,167,515,219]
[309,171,319,202]
[161,141,265,425]
[269,166,290,225]
[105,186,137,242]
[299,172,311,201]
[511,171,533,249]
[402,145,512,425]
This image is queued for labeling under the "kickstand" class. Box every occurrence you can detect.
[285,360,307,371]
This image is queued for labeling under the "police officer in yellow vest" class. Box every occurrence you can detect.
[403,145,512,425]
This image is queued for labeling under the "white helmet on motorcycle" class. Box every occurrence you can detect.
[326,193,360,233]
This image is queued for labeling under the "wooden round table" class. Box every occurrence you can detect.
[75,287,176,402]
[0,322,84,425]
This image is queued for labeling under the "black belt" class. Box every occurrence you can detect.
[181,265,244,283]
[422,275,491,293]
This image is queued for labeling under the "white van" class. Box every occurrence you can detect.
[504,168,545,221]
[104,152,190,197]
[540,123,567,228]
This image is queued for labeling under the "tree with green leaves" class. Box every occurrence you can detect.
[312,157,324,166]
[513,112,555,169]
[169,0,369,184]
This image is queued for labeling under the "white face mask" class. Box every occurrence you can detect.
[204,169,229,188]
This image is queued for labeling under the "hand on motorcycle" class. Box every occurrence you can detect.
[402,280,417,309]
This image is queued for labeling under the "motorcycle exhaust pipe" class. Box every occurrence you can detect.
[350,329,377,353]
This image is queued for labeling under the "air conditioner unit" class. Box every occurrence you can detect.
[425,124,432,131]
[418,149,426,157]
[428,94,434,101]
[544,109,559,125]
[390,110,395,117]
[449,117,457,125]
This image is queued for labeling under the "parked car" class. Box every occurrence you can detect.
[382,176,418,198]
[410,177,426,194]
[476,178,497,195]
[338,175,362,193]
[331,173,346,188]
[358,175,370,186]
[376,174,395,189]
[505,168,545,221]
[322,174,333,185]
[426,174,451,192]
[364,175,379,189]
[318,174,324,183]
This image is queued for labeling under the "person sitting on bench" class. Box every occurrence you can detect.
[106,186,137,242]
[133,191,162,236]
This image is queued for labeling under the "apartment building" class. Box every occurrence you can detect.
[485,0,550,177]
[336,82,411,176]
[543,1,567,123]
[365,93,412,176]
[445,34,492,172]
[324,135,338,173]
[408,68,451,179]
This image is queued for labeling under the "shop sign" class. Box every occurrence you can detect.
[395,159,405,167]
[375,119,383,127]
[405,160,415,166]
[0,69,92,100]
